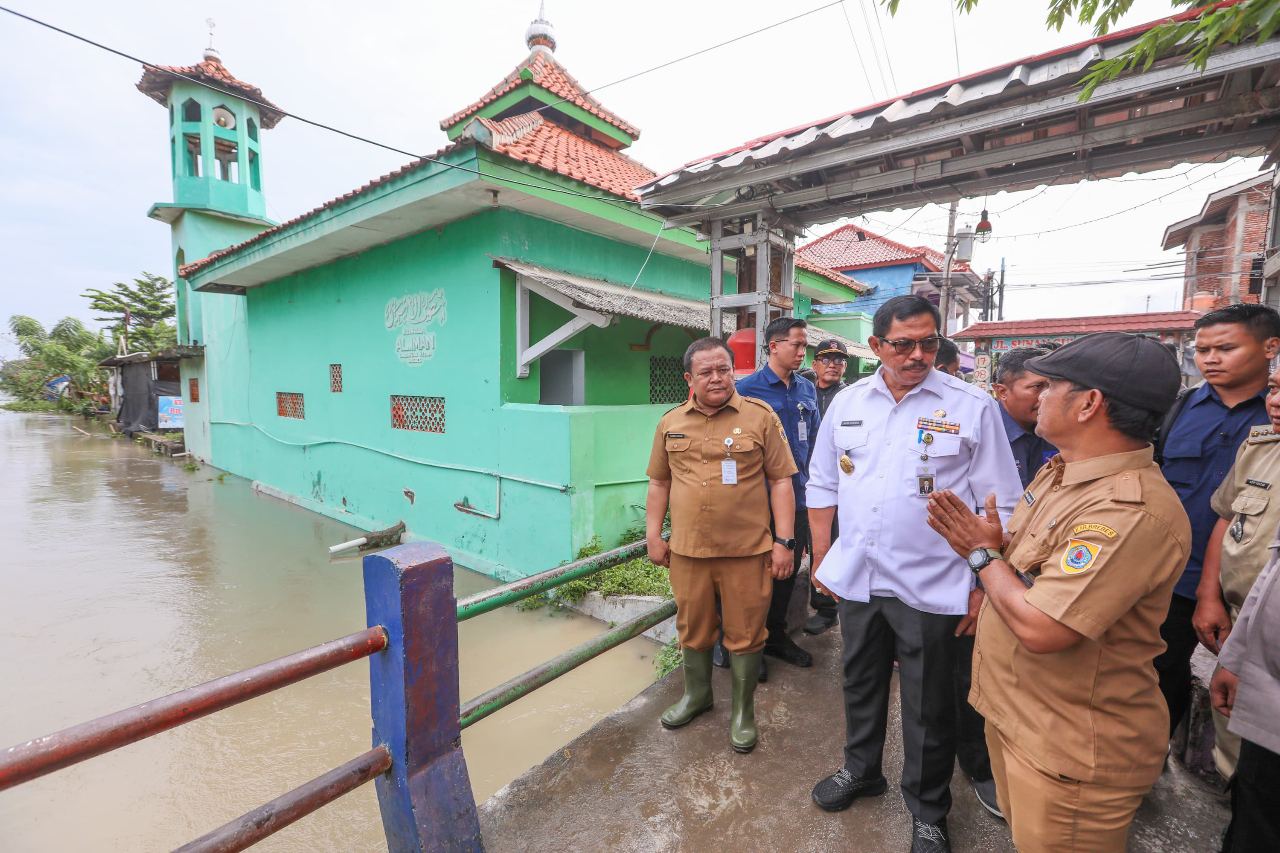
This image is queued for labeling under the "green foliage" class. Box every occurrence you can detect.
[888,0,1280,99]
[1,315,113,403]
[557,532,673,603]
[182,460,200,472]
[0,399,60,413]
[82,272,177,353]
[654,641,683,680]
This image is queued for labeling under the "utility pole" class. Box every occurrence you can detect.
[997,257,1006,321]
[940,202,958,336]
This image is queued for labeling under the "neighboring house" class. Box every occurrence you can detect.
[137,15,867,579]
[954,311,1202,389]
[1162,171,1273,310]
[797,225,985,337]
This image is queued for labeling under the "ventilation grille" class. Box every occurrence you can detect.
[329,363,343,393]
[391,395,445,433]
[276,392,305,419]
[188,377,200,403]
[649,356,688,404]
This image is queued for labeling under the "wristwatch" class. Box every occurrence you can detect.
[774,536,797,550]
[966,547,1003,574]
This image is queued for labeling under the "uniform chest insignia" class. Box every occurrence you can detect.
[1230,516,1246,542]
[839,455,854,475]
[1023,491,1035,506]
[1246,426,1280,444]
[666,433,686,439]
[732,427,742,435]
[1247,478,1271,490]
[1061,539,1101,575]
[841,420,862,427]
[916,417,960,434]
[1071,523,1117,539]
[934,409,946,418]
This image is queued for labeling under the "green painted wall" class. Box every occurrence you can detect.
[201,208,712,578]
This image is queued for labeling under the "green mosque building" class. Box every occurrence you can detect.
[142,12,871,578]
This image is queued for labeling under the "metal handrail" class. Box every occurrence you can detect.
[455,538,650,621]
[459,599,676,729]
[0,627,387,792]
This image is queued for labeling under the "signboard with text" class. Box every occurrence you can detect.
[158,396,184,429]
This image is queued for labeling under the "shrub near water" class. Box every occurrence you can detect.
[556,535,673,603]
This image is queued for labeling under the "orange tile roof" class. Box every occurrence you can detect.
[441,49,639,140]
[137,53,284,129]
[795,255,869,294]
[953,311,1202,340]
[798,224,970,273]
[473,113,654,201]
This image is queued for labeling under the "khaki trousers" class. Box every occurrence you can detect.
[987,725,1149,853]
[668,551,771,654]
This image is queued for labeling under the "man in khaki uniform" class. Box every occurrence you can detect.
[646,336,798,753]
[1199,364,1280,776]
[925,333,1191,852]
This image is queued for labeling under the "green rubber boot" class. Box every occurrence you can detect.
[729,651,762,753]
[660,647,714,729]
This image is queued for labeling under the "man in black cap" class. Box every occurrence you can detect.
[805,338,851,634]
[925,332,1192,852]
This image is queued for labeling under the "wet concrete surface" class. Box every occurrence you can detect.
[479,616,1231,852]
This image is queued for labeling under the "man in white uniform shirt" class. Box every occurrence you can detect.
[807,295,1021,853]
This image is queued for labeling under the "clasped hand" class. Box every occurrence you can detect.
[926,491,1005,558]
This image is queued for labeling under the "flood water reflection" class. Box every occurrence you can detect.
[0,411,659,851]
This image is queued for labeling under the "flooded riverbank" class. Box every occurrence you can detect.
[0,410,658,851]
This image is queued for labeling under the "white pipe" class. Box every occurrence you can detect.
[328,537,369,556]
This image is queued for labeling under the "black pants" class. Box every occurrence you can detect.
[766,509,810,644]
[839,595,960,824]
[809,515,839,619]
[953,633,991,782]
[1222,739,1280,852]
[1153,593,1199,736]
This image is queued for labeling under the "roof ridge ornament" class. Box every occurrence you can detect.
[203,17,220,62]
[525,1,556,53]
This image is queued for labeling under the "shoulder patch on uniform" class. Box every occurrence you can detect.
[1071,523,1117,538]
[1113,472,1143,503]
[1061,539,1102,574]
[1247,425,1280,444]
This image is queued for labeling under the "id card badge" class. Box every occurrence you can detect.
[798,420,808,443]
[915,465,935,497]
[722,458,738,485]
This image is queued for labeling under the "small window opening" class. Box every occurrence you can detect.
[390,395,445,432]
[182,98,201,122]
[189,377,201,403]
[248,150,261,191]
[184,134,202,177]
[214,138,238,182]
[247,117,259,141]
[330,364,343,393]
[277,392,305,419]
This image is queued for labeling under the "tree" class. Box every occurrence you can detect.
[1,314,114,404]
[890,0,1280,98]
[82,272,177,353]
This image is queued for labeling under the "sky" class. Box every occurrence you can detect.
[0,0,1268,360]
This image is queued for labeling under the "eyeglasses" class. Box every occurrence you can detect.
[880,336,942,355]
[815,356,847,365]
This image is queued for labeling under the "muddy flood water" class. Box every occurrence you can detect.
[0,410,659,851]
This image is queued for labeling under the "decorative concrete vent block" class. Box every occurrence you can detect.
[188,377,200,403]
[391,395,445,433]
[649,356,687,404]
[330,363,343,393]
[276,391,305,419]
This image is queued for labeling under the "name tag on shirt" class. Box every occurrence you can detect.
[721,459,738,485]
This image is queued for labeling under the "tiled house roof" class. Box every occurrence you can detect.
[467,113,655,200]
[440,49,639,140]
[952,311,1202,340]
[137,53,285,128]
[797,224,970,273]
[795,255,870,294]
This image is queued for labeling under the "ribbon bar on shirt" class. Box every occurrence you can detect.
[916,417,960,434]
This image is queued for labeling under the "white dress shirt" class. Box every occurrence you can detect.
[807,368,1022,616]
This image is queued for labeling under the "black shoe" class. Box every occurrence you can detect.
[810,768,888,812]
[970,777,1004,820]
[910,817,950,853]
[803,612,837,635]
[712,640,729,668]
[763,634,813,667]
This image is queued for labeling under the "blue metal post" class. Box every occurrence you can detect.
[364,542,483,852]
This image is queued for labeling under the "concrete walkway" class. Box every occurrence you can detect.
[479,612,1230,852]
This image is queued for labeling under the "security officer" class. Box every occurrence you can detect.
[646,336,798,753]
[926,332,1191,853]
[805,338,850,635]
[1198,362,1280,777]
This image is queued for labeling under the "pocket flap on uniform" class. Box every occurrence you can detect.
[727,437,756,453]
[924,433,963,457]
[1231,494,1269,516]
[665,438,691,452]
[834,426,869,449]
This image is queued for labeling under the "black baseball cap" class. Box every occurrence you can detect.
[815,339,849,359]
[1024,332,1181,414]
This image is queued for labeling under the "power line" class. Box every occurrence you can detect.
[947,0,961,76]
[852,0,891,100]
[868,0,899,92]
[839,1,883,101]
